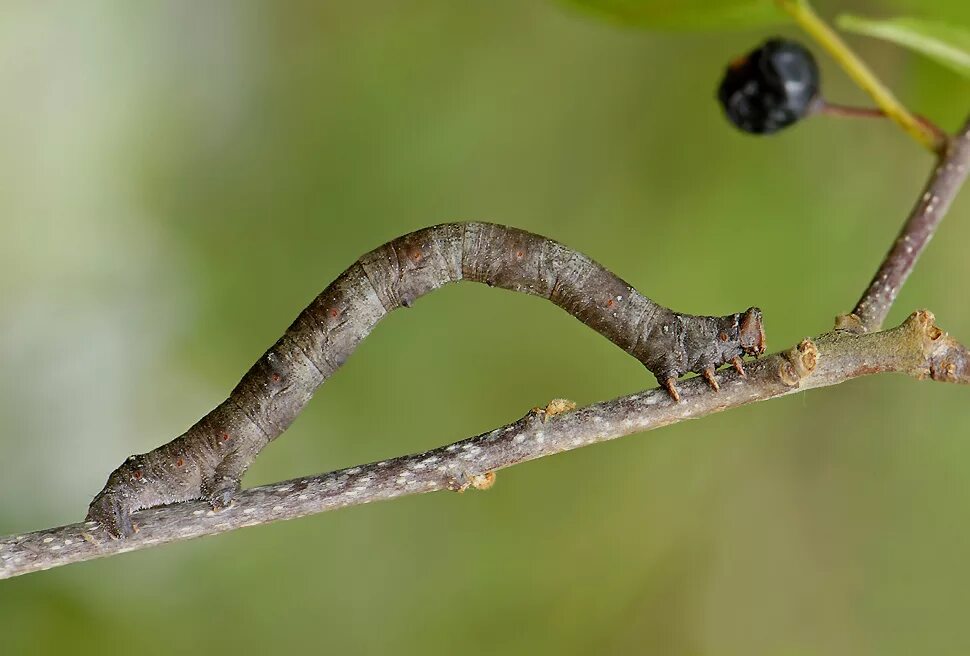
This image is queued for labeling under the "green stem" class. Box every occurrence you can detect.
[775,0,945,154]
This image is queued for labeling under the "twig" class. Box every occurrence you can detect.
[775,0,944,153]
[3,310,968,580]
[848,115,970,332]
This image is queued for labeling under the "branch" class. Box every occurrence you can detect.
[3,310,968,580]
[849,115,970,332]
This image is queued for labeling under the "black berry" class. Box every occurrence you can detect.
[718,38,820,135]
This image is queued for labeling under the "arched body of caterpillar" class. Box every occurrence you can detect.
[87,222,765,537]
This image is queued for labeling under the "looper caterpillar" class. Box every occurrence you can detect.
[88,222,765,537]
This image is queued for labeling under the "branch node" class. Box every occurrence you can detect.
[834,313,866,334]
[470,472,496,490]
[904,311,970,384]
[448,469,496,493]
[777,360,800,387]
[904,309,936,336]
[782,338,819,382]
[928,349,970,383]
[529,398,577,423]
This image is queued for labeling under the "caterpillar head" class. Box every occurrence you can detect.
[738,307,766,357]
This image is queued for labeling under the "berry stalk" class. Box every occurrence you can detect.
[775,0,945,154]
[812,100,948,145]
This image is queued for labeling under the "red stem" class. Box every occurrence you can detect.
[814,100,948,151]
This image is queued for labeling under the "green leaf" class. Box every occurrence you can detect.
[560,0,781,31]
[837,14,970,79]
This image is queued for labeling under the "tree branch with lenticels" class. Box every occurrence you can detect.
[4,307,967,580]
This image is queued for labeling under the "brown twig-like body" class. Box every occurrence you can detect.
[87,222,764,538]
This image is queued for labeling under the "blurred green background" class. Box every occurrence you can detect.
[1,1,969,654]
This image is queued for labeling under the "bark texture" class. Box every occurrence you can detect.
[851,117,970,331]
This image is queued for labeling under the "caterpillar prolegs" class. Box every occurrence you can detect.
[87,222,766,537]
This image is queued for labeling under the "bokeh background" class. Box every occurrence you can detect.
[1,1,969,654]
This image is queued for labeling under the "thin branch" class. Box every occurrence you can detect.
[3,310,968,580]
[849,115,970,332]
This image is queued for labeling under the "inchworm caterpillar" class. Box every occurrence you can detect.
[88,222,765,537]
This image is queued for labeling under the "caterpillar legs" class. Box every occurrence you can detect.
[664,378,682,402]
[665,364,741,403]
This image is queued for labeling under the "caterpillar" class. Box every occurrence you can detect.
[87,222,765,537]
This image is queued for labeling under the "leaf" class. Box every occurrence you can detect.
[560,0,781,31]
[837,14,970,79]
